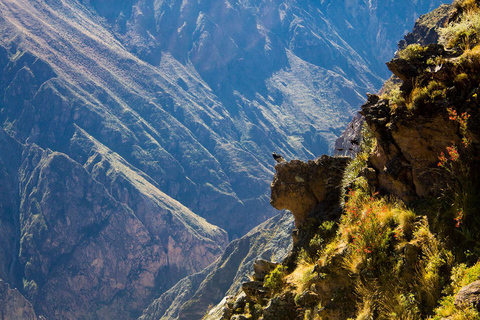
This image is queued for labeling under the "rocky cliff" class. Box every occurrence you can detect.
[270,156,350,228]
[139,211,294,320]
[0,279,38,320]
[202,1,480,319]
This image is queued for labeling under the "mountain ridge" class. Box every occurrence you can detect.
[0,0,449,318]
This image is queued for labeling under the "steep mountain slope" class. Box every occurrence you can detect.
[0,0,448,236]
[315,0,448,78]
[79,0,449,233]
[0,0,450,318]
[0,279,38,320]
[139,211,294,320]
[0,127,226,319]
[83,0,450,111]
[203,1,480,319]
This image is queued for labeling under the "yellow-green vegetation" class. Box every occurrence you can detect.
[431,262,480,319]
[440,1,480,50]
[440,13,480,50]
[340,191,454,318]
[405,80,447,111]
[264,265,286,293]
[341,123,376,201]
[288,182,458,318]
[398,43,431,60]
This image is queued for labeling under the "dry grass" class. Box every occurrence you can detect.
[286,263,316,294]
[440,6,480,49]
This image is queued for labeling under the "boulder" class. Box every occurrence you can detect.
[263,293,299,320]
[455,280,480,311]
[242,281,268,303]
[295,290,319,307]
[270,155,350,227]
[232,292,248,312]
[253,260,280,281]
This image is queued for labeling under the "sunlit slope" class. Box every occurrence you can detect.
[0,0,388,235]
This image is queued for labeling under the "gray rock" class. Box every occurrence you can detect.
[232,292,248,312]
[455,280,480,311]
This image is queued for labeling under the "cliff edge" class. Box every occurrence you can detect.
[203,1,480,319]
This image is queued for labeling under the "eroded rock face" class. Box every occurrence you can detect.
[270,156,350,227]
[0,129,227,320]
[399,4,454,49]
[263,292,299,320]
[362,93,464,200]
[0,279,38,320]
[362,40,480,201]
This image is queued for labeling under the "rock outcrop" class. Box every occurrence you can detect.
[0,279,38,320]
[400,4,455,49]
[270,156,350,227]
[362,58,480,200]
[455,281,480,311]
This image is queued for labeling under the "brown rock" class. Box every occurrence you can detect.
[0,279,38,320]
[242,281,268,303]
[263,292,299,320]
[295,290,319,307]
[270,156,350,227]
[362,92,466,201]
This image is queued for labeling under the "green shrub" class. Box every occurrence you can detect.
[398,44,429,60]
[407,80,446,110]
[389,87,406,108]
[264,265,286,293]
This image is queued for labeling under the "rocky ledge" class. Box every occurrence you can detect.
[270,155,350,228]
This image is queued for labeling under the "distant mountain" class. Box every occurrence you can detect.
[77,0,448,233]
[0,0,448,318]
[0,126,226,319]
[139,211,294,320]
